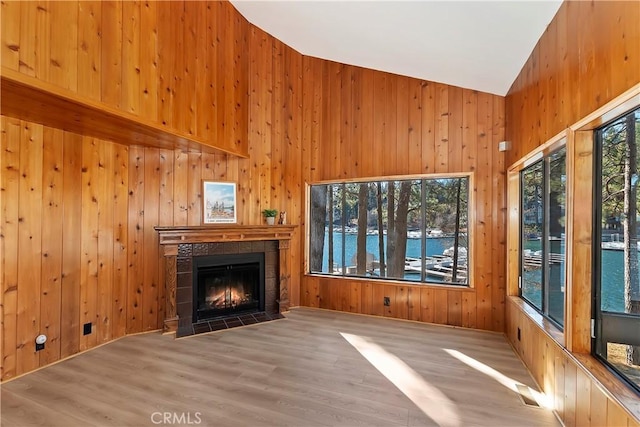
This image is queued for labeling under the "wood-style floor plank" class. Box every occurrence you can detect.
[1,308,559,427]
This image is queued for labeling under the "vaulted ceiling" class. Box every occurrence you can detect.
[230,0,563,96]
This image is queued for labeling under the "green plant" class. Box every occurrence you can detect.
[262,209,278,218]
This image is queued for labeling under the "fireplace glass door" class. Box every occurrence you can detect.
[194,254,264,321]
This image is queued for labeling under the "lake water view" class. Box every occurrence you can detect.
[600,250,627,311]
[321,232,627,312]
[523,239,627,313]
[321,232,458,283]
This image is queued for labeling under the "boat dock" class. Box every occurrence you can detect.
[522,251,564,270]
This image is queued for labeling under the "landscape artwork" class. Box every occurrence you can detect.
[203,181,237,224]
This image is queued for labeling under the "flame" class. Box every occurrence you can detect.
[205,284,251,309]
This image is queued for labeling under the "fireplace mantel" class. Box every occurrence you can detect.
[156,225,297,334]
[155,225,296,245]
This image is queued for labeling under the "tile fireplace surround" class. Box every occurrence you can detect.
[155,225,296,336]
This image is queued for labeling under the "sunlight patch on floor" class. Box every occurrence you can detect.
[443,348,553,409]
[340,332,461,427]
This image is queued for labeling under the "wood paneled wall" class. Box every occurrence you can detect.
[505,1,640,425]
[1,0,518,381]
[2,2,509,383]
[0,0,249,155]
[1,1,303,381]
[2,117,130,377]
[299,58,507,333]
[506,299,640,427]
[505,0,640,165]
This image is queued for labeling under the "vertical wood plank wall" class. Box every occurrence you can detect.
[1,0,506,381]
[6,8,636,419]
[2,1,249,155]
[505,1,640,166]
[505,1,640,426]
[299,59,507,333]
[1,1,303,381]
[507,299,640,427]
[3,3,638,425]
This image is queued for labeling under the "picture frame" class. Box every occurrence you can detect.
[202,181,237,224]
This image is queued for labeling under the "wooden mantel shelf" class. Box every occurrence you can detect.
[0,67,248,157]
[155,225,296,245]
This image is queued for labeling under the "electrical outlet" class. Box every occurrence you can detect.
[383,297,390,306]
[83,323,92,335]
[517,327,521,341]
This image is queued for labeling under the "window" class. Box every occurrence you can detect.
[308,176,470,286]
[594,107,640,393]
[520,146,566,327]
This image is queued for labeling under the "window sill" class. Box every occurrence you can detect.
[508,296,564,346]
[304,272,473,291]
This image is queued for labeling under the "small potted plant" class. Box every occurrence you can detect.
[262,209,278,225]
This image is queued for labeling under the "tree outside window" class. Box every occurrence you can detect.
[309,176,469,286]
[595,107,640,392]
[519,146,566,328]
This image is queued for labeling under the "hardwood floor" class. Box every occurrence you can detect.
[1,308,559,427]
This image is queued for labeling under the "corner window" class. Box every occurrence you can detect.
[520,146,566,328]
[308,176,470,286]
[594,107,640,393]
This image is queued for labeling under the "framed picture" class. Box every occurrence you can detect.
[202,181,237,224]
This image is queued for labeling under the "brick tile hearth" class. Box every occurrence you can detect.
[178,312,285,337]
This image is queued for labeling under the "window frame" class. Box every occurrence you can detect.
[519,158,545,311]
[518,144,567,330]
[305,173,474,288]
[593,106,640,395]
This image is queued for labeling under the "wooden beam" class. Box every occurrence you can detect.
[0,67,248,157]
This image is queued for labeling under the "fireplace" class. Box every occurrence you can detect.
[155,225,296,336]
[193,253,265,322]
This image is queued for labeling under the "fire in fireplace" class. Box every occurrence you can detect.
[193,253,265,322]
[204,282,252,310]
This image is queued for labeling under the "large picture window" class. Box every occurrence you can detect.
[308,176,470,286]
[520,146,566,328]
[594,107,640,393]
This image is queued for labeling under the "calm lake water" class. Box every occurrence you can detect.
[521,239,626,312]
[600,249,629,312]
[321,232,462,283]
[321,232,627,312]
